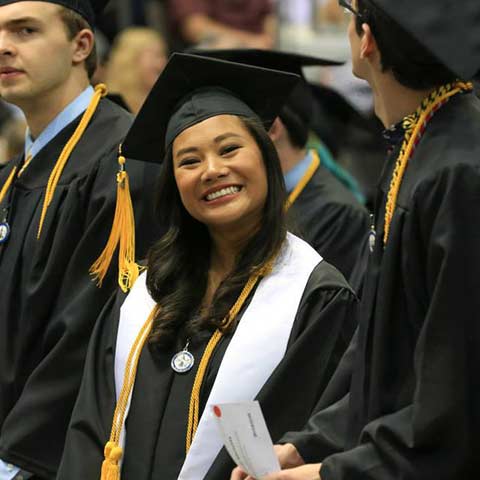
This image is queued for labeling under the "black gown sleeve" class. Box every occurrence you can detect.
[307,202,370,287]
[321,164,480,480]
[279,330,359,463]
[56,291,122,479]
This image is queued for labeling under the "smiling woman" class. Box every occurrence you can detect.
[172,115,268,233]
[57,53,358,480]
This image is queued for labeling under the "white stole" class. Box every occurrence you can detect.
[114,233,321,478]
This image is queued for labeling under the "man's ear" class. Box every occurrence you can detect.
[72,28,94,65]
[268,117,283,143]
[359,23,377,59]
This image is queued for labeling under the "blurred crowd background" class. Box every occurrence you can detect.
[0,0,392,209]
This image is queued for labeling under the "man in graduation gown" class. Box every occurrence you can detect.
[231,0,480,479]
[193,49,370,288]
[0,1,160,478]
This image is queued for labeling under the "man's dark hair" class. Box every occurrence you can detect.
[356,0,457,89]
[58,6,97,79]
[278,82,314,149]
[279,106,309,149]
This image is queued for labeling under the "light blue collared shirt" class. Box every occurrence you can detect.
[24,85,94,159]
[284,150,313,193]
[0,87,95,480]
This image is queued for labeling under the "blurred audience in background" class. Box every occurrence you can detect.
[105,27,167,113]
[317,0,346,26]
[167,0,276,50]
[0,102,26,168]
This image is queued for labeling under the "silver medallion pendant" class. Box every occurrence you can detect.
[171,342,195,373]
[0,222,10,244]
[368,229,376,253]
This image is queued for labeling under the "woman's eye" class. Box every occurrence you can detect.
[220,144,240,155]
[179,158,199,167]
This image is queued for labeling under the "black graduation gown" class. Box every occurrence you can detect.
[0,99,161,479]
[283,92,480,479]
[57,260,358,480]
[287,163,370,291]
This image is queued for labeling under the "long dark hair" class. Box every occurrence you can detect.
[146,116,287,352]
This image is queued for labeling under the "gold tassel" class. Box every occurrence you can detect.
[90,147,139,293]
[100,441,123,480]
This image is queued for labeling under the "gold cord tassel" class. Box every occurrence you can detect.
[89,147,139,293]
[100,441,123,480]
[37,83,107,239]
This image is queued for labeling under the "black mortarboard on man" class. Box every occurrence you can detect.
[0,0,110,26]
[357,0,480,79]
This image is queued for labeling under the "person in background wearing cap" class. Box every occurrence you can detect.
[56,52,358,480]
[194,49,370,290]
[0,1,160,479]
[231,0,480,479]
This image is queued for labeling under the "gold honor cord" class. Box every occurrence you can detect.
[37,84,107,238]
[0,166,17,205]
[383,81,473,244]
[101,305,160,480]
[101,260,276,479]
[286,149,320,210]
[185,259,274,453]
[18,153,33,177]
[0,85,107,238]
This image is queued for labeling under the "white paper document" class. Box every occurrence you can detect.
[212,401,280,479]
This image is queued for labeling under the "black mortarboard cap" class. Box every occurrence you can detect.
[190,49,343,77]
[308,82,368,156]
[310,82,366,128]
[122,52,300,163]
[190,49,344,129]
[0,0,109,26]
[370,0,480,79]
